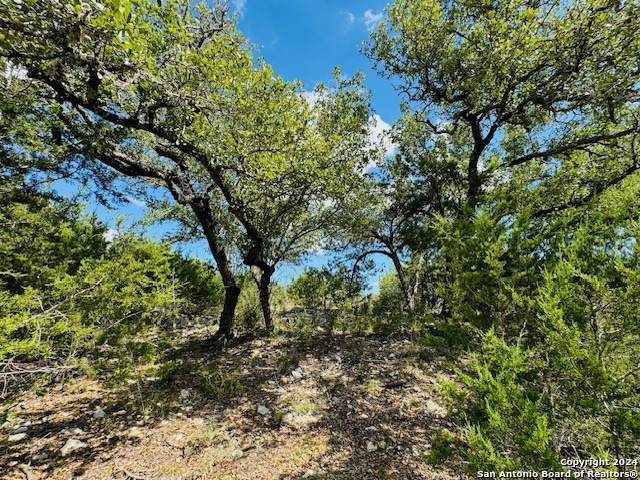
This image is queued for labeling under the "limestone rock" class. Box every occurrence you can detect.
[8,433,27,442]
[61,438,87,456]
[179,388,193,403]
[231,448,243,458]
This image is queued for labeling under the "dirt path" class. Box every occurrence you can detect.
[1,333,468,479]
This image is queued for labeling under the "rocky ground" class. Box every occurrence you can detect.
[1,330,469,479]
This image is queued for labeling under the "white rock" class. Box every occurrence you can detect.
[61,427,83,436]
[291,368,303,379]
[424,400,444,416]
[32,452,49,461]
[366,441,378,452]
[93,410,106,419]
[175,433,186,442]
[8,433,27,442]
[114,410,126,416]
[61,438,87,456]
[365,426,378,432]
[192,417,204,425]
[257,405,270,415]
[379,440,387,449]
[13,426,28,433]
[231,448,243,458]
[128,427,143,438]
[179,388,192,402]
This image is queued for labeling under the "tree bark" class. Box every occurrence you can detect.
[250,265,275,332]
[408,253,425,311]
[215,282,240,341]
[190,197,239,341]
[377,237,415,312]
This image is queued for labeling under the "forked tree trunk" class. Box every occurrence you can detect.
[251,265,275,332]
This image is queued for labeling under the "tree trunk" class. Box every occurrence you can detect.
[407,253,425,311]
[190,198,239,342]
[353,247,415,311]
[385,246,414,312]
[251,265,275,333]
[215,283,240,341]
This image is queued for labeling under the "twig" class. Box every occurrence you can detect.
[0,363,78,378]
[18,464,33,480]
[122,468,146,480]
[0,362,78,396]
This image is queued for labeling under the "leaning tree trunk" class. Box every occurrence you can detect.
[191,198,240,342]
[250,265,275,332]
[384,245,415,312]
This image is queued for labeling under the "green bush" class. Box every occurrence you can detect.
[0,186,225,382]
[444,329,559,472]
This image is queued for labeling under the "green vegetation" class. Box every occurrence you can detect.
[1,0,639,474]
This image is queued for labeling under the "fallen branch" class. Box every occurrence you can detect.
[0,362,79,378]
[0,362,79,396]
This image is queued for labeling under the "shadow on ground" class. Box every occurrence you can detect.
[0,327,466,479]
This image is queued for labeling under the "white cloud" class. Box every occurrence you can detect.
[302,90,323,108]
[127,196,146,207]
[232,0,246,17]
[104,228,118,244]
[363,10,384,31]
[367,114,395,157]
[3,61,27,81]
[341,9,384,32]
[358,114,395,174]
[342,10,356,25]
[309,244,327,256]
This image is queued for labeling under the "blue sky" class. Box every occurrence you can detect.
[82,1,402,287]
[233,0,399,125]
[233,1,399,286]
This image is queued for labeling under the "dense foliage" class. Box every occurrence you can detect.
[1,0,639,472]
[361,0,640,469]
[0,174,223,373]
[0,0,372,339]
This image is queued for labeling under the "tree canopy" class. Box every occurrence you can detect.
[1,0,373,338]
[1,0,639,472]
